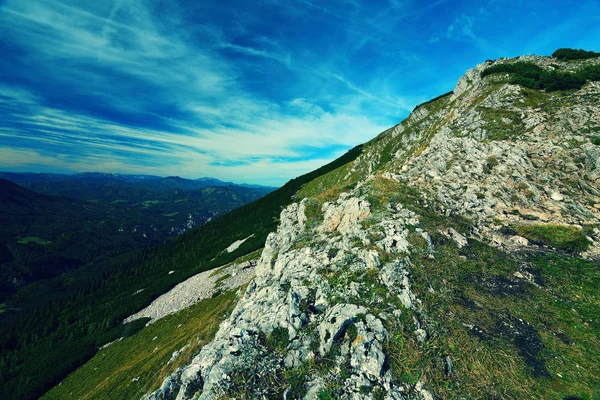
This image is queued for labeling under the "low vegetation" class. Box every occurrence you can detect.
[552,48,600,60]
[515,224,590,252]
[481,61,600,92]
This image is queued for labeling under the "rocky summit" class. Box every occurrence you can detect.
[55,53,600,400]
[142,55,600,399]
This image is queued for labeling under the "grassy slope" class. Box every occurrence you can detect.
[364,177,600,399]
[43,289,240,400]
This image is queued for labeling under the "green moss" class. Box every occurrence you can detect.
[516,224,590,252]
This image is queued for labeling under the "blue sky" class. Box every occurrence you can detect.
[0,0,599,186]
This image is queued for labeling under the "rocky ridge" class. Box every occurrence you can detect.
[144,55,600,399]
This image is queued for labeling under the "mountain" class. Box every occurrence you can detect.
[3,49,600,400]
[136,51,598,399]
[0,146,363,400]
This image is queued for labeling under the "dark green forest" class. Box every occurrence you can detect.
[0,145,362,400]
[0,177,271,298]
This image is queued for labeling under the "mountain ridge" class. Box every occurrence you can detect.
[0,172,277,191]
[139,52,600,400]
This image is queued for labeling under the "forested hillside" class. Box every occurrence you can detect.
[0,146,362,400]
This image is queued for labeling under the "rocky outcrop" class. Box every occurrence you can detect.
[145,192,435,399]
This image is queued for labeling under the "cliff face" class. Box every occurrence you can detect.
[146,56,600,399]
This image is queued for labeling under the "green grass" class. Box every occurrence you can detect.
[17,236,52,245]
[42,289,240,400]
[213,273,231,287]
[515,224,590,252]
[410,242,600,399]
[350,177,600,399]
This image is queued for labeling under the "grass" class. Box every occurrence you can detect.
[213,273,231,287]
[349,177,600,399]
[42,289,240,400]
[0,303,5,314]
[478,108,524,141]
[17,236,52,245]
[515,224,590,252]
[402,230,599,399]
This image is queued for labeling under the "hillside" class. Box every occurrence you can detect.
[0,175,272,297]
[132,52,598,399]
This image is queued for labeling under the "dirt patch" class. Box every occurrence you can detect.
[496,315,549,377]
[472,274,527,296]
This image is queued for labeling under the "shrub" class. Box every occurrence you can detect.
[483,155,499,174]
[481,61,600,92]
[552,48,600,60]
[266,326,290,352]
[223,335,285,398]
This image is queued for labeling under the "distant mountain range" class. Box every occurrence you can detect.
[0,172,275,191]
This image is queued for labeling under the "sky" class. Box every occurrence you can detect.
[0,0,599,186]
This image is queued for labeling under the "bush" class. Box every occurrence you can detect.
[481,61,600,92]
[552,48,600,60]
[266,326,290,352]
